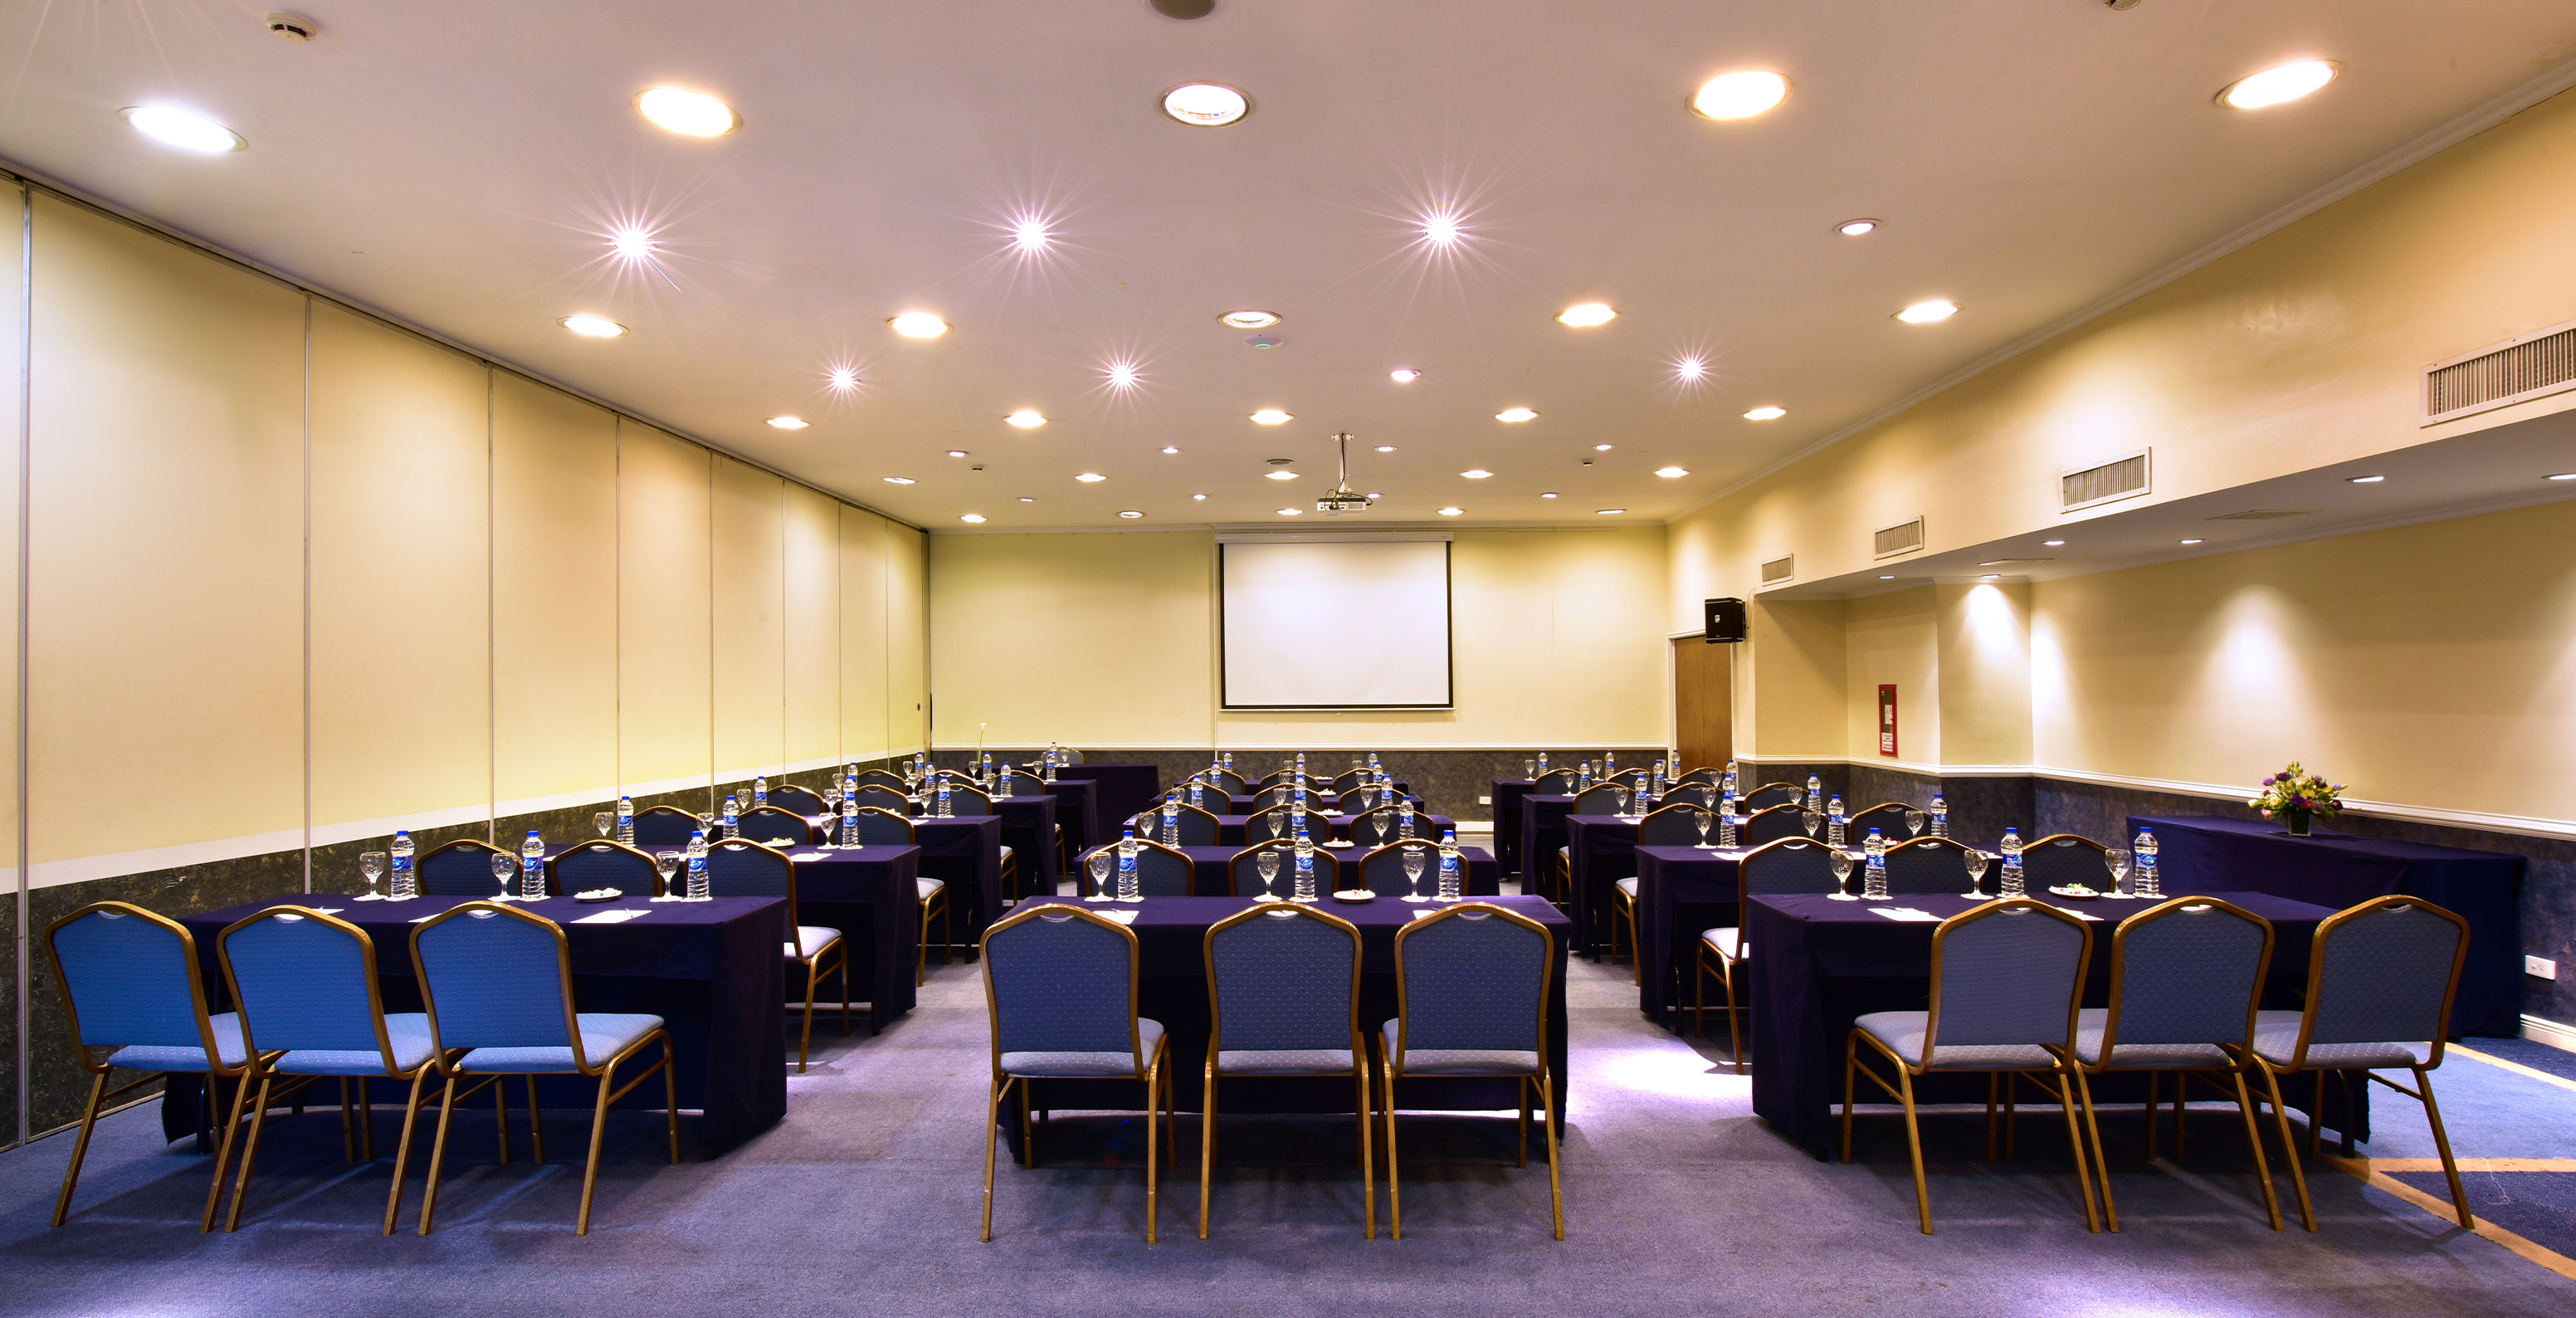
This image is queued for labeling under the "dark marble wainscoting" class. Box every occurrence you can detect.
[2,898,17,1142]
[929,748,1670,823]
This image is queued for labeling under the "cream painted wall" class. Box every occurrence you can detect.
[1935,583,2033,769]
[0,185,22,889]
[838,505,892,759]
[491,371,617,809]
[617,422,713,792]
[1843,588,1938,764]
[1746,598,1846,760]
[711,456,784,780]
[783,484,839,767]
[883,518,929,754]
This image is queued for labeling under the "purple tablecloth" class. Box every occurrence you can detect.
[901,816,1006,938]
[1493,779,1534,875]
[1745,891,2344,1157]
[779,843,920,1029]
[170,893,788,1151]
[1071,842,1502,899]
[1042,779,1099,854]
[1052,763,1163,829]
[2130,815,2525,1037]
[1564,813,1644,955]
[1518,794,1578,896]
[1632,843,1754,1027]
[988,793,1060,897]
[1121,812,1461,847]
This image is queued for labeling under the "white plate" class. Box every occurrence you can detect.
[1321,840,1356,849]
[1331,890,1376,903]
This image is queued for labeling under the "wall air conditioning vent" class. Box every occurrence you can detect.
[1759,554,1794,586]
[2207,508,2317,521]
[1872,518,1925,559]
[2060,450,2149,512]
[2424,317,2576,425]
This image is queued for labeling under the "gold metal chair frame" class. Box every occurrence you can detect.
[718,839,851,1069]
[851,768,906,790]
[408,901,678,1235]
[215,906,443,1235]
[1383,901,1564,1241]
[1198,902,1374,1239]
[1346,803,1417,850]
[767,783,830,817]
[418,837,516,896]
[1227,837,1333,899]
[1740,781,1803,809]
[1530,769,1578,796]
[1691,837,1835,1067]
[1569,783,1631,815]
[1840,898,2102,1235]
[1244,803,1333,844]
[1878,834,1978,891]
[45,901,264,1231]
[2250,895,2473,1233]
[1610,804,1717,979]
[1082,837,1194,897]
[735,804,817,847]
[1140,801,1222,846]
[978,902,1176,1243]
[1355,838,1445,900]
[632,803,709,842]
[545,838,662,899]
[1843,802,1919,839]
[1674,767,1724,787]
[845,785,910,813]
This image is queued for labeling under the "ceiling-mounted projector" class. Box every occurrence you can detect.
[1315,432,1376,515]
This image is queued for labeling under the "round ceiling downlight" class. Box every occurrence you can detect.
[120,105,245,153]
[636,87,739,137]
[1220,310,1281,329]
[2219,60,2339,110]
[1691,71,1790,120]
[1162,83,1250,127]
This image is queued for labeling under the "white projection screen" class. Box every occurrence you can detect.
[1220,535,1453,709]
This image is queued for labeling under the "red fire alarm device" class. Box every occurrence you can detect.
[1877,685,1899,758]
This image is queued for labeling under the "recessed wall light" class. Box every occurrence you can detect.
[959,513,987,524]
[1557,302,1617,328]
[2219,60,2339,110]
[1438,507,1464,517]
[766,416,808,430]
[1374,445,1397,453]
[2179,538,2204,545]
[1019,496,1036,502]
[1837,218,1879,237]
[1654,466,1689,478]
[1276,507,1303,516]
[1593,443,1614,452]
[1539,492,1559,499]
[1076,472,1106,482]
[2549,473,2576,481]
[1596,508,1627,515]
[889,312,950,339]
[2348,474,2385,484]
[1895,300,1959,325]
[2042,539,2065,546]
[1496,408,1538,423]
[120,105,246,153]
[560,314,627,338]
[636,87,740,137]
[1461,469,1493,480]
[1161,446,1180,454]
[1221,310,1280,329]
[1690,71,1790,120]
[1743,405,1788,421]
[947,450,969,458]
[1880,575,1895,580]
[1250,409,1293,425]
[1389,368,1422,383]
[1005,410,1046,428]
[1265,471,1299,481]
[882,476,915,485]
[1118,510,1144,519]
[1162,82,1250,127]
[1192,493,1208,500]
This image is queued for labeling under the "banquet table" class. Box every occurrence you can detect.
[1071,842,1502,899]
[1182,812,1458,847]
[1050,763,1163,829]
[801,812,1005,939]
[168,892,788,1152]
[1492,779,1535,876]
[2129,814,2525,1037]
[1744,890,2348,1158]
[987,792,1060,898]
[1217,786,1421,814]
[1517,794,1578,896]
[1042,778,1100,855]
[1563,813,1645,956]
[776,843,921,1028]
[1631,843,1754,1028]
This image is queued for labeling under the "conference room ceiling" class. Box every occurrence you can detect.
[4,2,2574,531]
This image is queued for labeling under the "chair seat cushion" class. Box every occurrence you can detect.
[1614,876,1638,899]
[999,845,1015,861]
[1217,1048,1356,1076]
[1002,1018,1165,1078]
[457,1013,665,1073]
[2073,1008,2234,1069]
[107,1012,250,1072]
[1380,1020,1539,1076]
[270,1013,437,1076]
[2251,1011,2432,1069]
[917,877,946,901]
[1700,927,1744,961]
[1855,1011,2056,1071]
[788,925,842,959]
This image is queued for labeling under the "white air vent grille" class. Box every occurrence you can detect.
[2425,318,2576,425]
[1759,554,1794,585]
[1872,518,1925,559]
[2060,451,2149,512]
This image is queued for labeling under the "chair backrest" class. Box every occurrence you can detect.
[1256,769,1305,788]
[411,903,585,1062]
[1602,768,1648,786]
[1637,803,1715,847]
[1329,769,1368,793]
[1056,748,1086,764]
[1391,902,1554,1067]
[1252,783,1304,811]
[218,908,397,1061]
[1925,900,2091,1057]
[1139,803,1219,846]
[1676,767,1723,787]
[850,806,917,847]
[2292,896,2469,1065]
[1205,769,1249,794]
[704,840,798,911]
[1739,837,1842,896]
[735,805,813,846]
[2103,897,2272,1053]
[47,902,221,1065]
[2020,833,2111,891]
[1742,803,1815,845]
[1661,783,1717,809]
[1358,839,1445,893]
[1338,785,1398,813]
[848,784,910,813]
[1001,769,1047,797]
[941,785,997,817]
[1227,840,1335,897]
[1207,904,1361,1056]
[1531,769,1577,795]
[634,805,705,849]
[1245,804,1329,842]
[982,905,1145,1075]
[768,783,828,817]
[1741,781,1802,809]
[548,841,661,898]
[1572,783,1631,814]
[852,768,906,789]
[1131,840,1195,896]
[1348,805,1409,849]
[1882,835,1973,896]
[419,838,515,896]
[1847,803,1917,842]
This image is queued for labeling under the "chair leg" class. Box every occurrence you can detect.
[917,900,934,988]
[1692,949,1706,1039]
[1381,1042,1403,1241]
[418,1075,461,1236]
[338,1078,359,1163]
[202,1074,253,1233]
[663,1037,682,1164]
[493,1073,512,1164]
[224,1076,277,1232]
[1144,1053,1162,1245]
[941,897,954,967]
[1517,1076,1530,1168]
[2415,1066,2473,1228]
[1984,1072,2001,1163]
[2075,1068,2115,1232]
[50,1071,108,1228]
[576,1068,612,1235]
[528,1075,547,1164]
[1840,1034,1860,1164]
[2054,1069,2102,1233]
[981,1075,1008,1242]
[2257,1062,2317,1232]
[358,1083,375,1163]
[1625,898,1642,985]
[2228,1069,2285,1231]
[1897,1067,1931,1235]
[2174,1071,2190,1160]
[2143,1071,2159,1161]
[839,949,854,1038]
[381,1069,431,1236]
[1720,956,1744,1074]
[1358,1059,1375,1240]
[796,956,820,1073]
[1198,1062,1217,1240]
[1539,1070,1564,1241]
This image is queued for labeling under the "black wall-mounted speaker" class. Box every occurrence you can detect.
[1705,598,1746,643]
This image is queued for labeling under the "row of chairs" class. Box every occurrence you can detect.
[47,900,680,1237]
[1072,837,1463,897]
[1118,802,1446,849]
[981,900,1562,1243]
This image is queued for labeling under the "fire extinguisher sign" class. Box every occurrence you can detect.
[1877,685,1899,758]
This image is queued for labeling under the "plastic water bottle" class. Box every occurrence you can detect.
[994,763,1013,798]
[685,829,709,901]
[1603,750,1617,776]
[1863,829,1889,901]
[1117,827,1140,902]
[1930,795,1949,839]
[754,776,768,808]
[1723,760,1738,797]
[520,830,546,899]
[840,794,858,847]
[720,793,739,840]
[1159,799,1179,847]
[935,778,953,818]
[1368,750,1382,776]
[1536,749,1550,776]
[616,794,636,845]
[1399,799,1417,840]
[1806,774,1822,813]
[2001,827,2026,897]
[1295,750,1308,780]
[1222,749,1234,774]
[1577,761,1593,791]
[2135,827,2160,899]
[389,829,415,899]
[1649,761,1666,811]
[1043,748,1058,783]
[1438,828,1462,902]
[1827,795,1847,848]
[1717,803,1737,849]
[1188,779,1205,810]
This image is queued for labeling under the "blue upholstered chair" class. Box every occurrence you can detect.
[215,906,442,1234]
[2249,896,2472,1233]
[1227,839,1338,899]
[1201,769,1248,795]
[1349,805,1410,850]
[768,783,828,818]
[706,840,850,1065]
[1198,903,1373,1238]
[734,805,813,847]
[1881,836,1975,896]
[1600,768,1648,788]
[1608,805,1716,977]
[1137,803,1220,847]
[1338,784,1398,814]
[1329,769,1371,793]
[1531,769,1577,796]
[1358,840,1443,899]
[2021,833,2113,892]
[1660,783,1717,810]
[547,841,660,899]
[632,805,704,850]
[1676,767,1724,788]
[46,902,256,1230]
[1054,747,1086,764]
[1740,802,1816,846]
[2072,896,2281,1232]
[999,769,1047,798]
[1245,804,1331,844]
[419,839,519,898]
[1740,781,1802,810]
[978,904,1173,1242]
[409,903,676,1236]
[1082,840,1193,896]
[944,784,997,817]
[852,768,907,789]
[846,808,946,983]
[1695,837,1840,1062]
[1570,782,1630,815]
[1843,899,2100,1235]
[1251,782,1304,812]
[1382,901,1562,1239]
[1847,802,1920,843]
[847,784,909,814]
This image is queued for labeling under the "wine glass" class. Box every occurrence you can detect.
[1695,810,1715,849]
[1402,847,1429,903]
[1905,808,1927,838]
[1086,851,1114,901]
[1256,849,1281,900]
[1828,850,1857,901]
[490,851,518,902]
[653,851,681,900]
[1802,809,1822,839]
[1963,850,1990,900]
[357,851,388,900]
[593,810,614,837]
[2105,847,2134,899]
[1523,757,1536,779]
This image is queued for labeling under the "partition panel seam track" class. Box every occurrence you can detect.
[300,295,312,895]
[12,183,31,1148]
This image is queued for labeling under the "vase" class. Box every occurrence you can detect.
[2282,810,2313,837]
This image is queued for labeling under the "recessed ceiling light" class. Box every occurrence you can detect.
[1075,472,1106,482]
[1276,507,1303,516]
[1880,575,1895,580]
[608,226,656,262]
[1010,215,1050,252]
[2348,474,2385,484]
[1690,71,1790,120]
[120,105,247,153]
[2218,60,2339,110]
[1837,218,1879,237]
[1675,357,1708,382]
[882,476,915,485]
[635,87,739,137]
[1743,405,1788,421]
[2179,538,2204,545]
[1005,410,1046,428]
[1250,408,1293,425]
[1979,574,2001,582]
[1221,310,1280,330]
[1366,493,1382,499]
[959,513,987,524]
[1389,368,1422,383]
[1495,408,1538,423]
[1895,300,1959,325]
[1019,496,1036,502]
[827,367,860,392]
[1162,82,1250,127]
[2042,539,2065,546]
[1105,361,1139,390]
[1461,469,1493,479]
[1374,445,1397,453]
[1118,510,1144,519]
[888,312,950,339]
[947,450,969,458]
[560,314,627,338]
[1654,466,1689,478]
[1437,507,1465,517]
[1593,443,1614,452]
[1418,209,1464,249]
[1265,471,1300,481]
[1539,492,1558,499]
[2549,473,2576,481]
[1161,446,1180,454]
[765,416,808,430]
[1595,508,1627,515]
[1192,493,1208,500]
[1557,302,1617,328]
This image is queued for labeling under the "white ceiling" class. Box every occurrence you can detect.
[5,1,2575,530]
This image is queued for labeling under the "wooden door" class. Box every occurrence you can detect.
[1672,636,1733,773]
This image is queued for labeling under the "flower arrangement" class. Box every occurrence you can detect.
[2249,762,2344,837]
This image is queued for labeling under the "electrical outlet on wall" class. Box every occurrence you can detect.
[1478,794,1491,805]
[2528,955,2559,980]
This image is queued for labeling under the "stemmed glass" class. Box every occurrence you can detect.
[357,851,388,900]
[1694,810,1716,849]
[2105,847,2134,899]
[1256,849,1281,901]
[1802,809,1822,839]
[594,811,614,837]
[653,852,682,901]
[1523,758,1536,779]
[490,852,519,902]
[1964,850,1991,900]
[1905,809,1928,838]
[1402,848,1429,903]
[1829,850,1857,901]
[1087,851,1115,902]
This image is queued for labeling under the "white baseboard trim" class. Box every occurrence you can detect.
[2525,1015,2576,1055]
